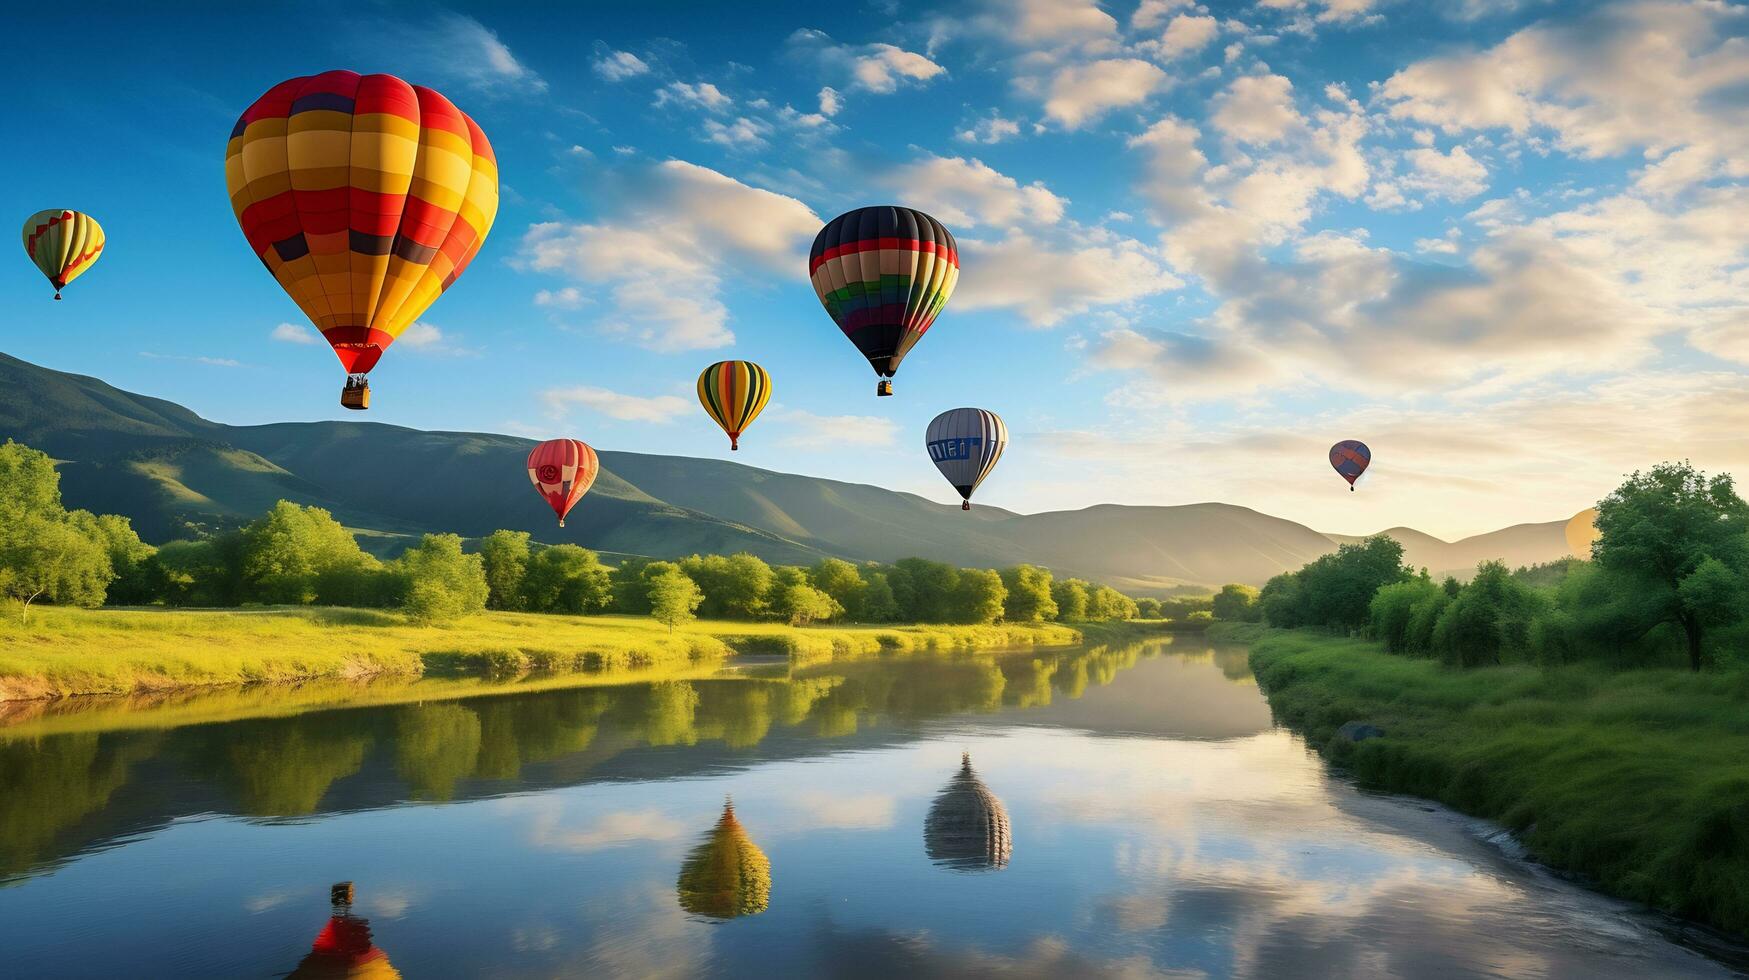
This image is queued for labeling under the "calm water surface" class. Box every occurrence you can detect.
[0,637,1740,978]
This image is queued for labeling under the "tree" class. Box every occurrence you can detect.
[1429,561,1546,667]
[1258,573,1304,627]
[809,558,865,618]
[890,558,960,622]
[393,534,488,623]
[648,566,702,632]
[1210,584,1260,622]
[681,553,774,619]
[520,544,612,614]
[854,570,899,622]
[1087,585,1138,621]
[238,501,373,605]
[1000,565,1057,622]
[1051,578,1090,621]
[86,513,156,605]
[772,581,840,625]
[478,530,531,611]
[0,440,62,523]
[1593,462,1749,670]
[0,515,112,622]
[1291,536,1411,630]
[610,558,655,614]
[952,568,1008,624]
[1370,576,1442,654]
[1134,597,1162,619]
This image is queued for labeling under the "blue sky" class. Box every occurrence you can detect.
[3,0,1744,538]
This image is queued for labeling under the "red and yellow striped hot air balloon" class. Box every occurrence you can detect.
[697,360,771,451]
[225,71,499,410]
[22,210,105,300]
[527,439,599,527]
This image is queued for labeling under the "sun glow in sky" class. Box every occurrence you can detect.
[2,0,1744,538]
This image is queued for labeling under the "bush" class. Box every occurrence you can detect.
[1211,583,1260,622]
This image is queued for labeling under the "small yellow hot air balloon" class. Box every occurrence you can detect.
[697,360,772,450]
[1565,508,1600,559]
[22,210,105,300]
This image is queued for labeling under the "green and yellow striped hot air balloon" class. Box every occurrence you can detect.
[697,360,771,451]
[22,210,105,300]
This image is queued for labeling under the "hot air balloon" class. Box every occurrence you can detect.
[925,753,1012,872]
[697,360,771,451]
[527,439,598,527]
[927,408,1007,510]
[288,882,401,979]
[1565,508,1600,559]
[809,206,959,396]
[677,800,771,919]
[225,71,499,410]
[22,210,104,300]
[1329,440,1371,491]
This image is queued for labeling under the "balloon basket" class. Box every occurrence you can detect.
[53,293,62,301]
[962,501,971,511]
[877,379,893,396]
[341,378,370,411]
[331,882,355,908]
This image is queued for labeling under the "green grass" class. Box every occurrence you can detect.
[0,605,1090,703]
[1231,624,1749,940]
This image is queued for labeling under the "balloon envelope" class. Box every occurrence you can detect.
[225,71,499,379]
[697,361,771,450]
[809,206,958,394]
[1329,440,1371,489]
[927,408,1007,510]
[527,439,599,527]
[22,210,104,299]
[1565,508,1600,559]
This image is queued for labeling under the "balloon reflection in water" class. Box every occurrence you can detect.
[288,882,400,978]
[676,799,771,920]
[924,752,1012,872]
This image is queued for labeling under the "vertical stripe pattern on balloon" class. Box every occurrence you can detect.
[926,408,1007,508]
[225,71,499,376]
[697,361,772,450]
[22,210,105,296]
[526,439,599,526]
[808,206,958,379]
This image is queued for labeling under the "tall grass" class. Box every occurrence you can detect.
[1240,625,1749,940]
[0,605,1093,702]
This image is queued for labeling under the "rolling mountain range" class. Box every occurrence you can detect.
[0,353,1579,593]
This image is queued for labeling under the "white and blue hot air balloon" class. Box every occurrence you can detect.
[926,408,1008,511]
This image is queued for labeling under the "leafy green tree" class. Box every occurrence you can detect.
[1210,583,1260,622]
[151,534,247,606]
[610,558,654,614]
[1258,573,1303,627]
[521,544,613,614]
[1000,565,1057,622]
[681,553,774,619]
[238,501,373,605]
[1593,462,1749,670]
[854,570,899,622]
[0,440,62,523]
[1160,594,1214,620]
[478,530,531,611]
[1134,597,1163,619]
[1370,575,1443,653]
[1087,585,1139,620]
[1293,536,1412,630]
[771,578,840,625]
[953,568,1008,623]
[1430,560,1547,667]
[1051,578,1090,621]
[393,533,489,623]
[84,512,156,605]
[809,558,865,618]
[0,515,112,622]
[648,565,703,632]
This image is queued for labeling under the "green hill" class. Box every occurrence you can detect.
[0,353,1578,591]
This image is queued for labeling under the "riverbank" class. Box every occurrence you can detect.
[1222,623,1749,941]
[0,605,1121,702]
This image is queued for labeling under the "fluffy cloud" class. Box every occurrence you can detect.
[884,155,1067,227]
[702,116,772,149]
[1211,74,1303,144]
[654,81,731,112]
[1157,14,1220,58]
[539,386,690,423]
[1043,58,1169,128]
[955,232,1182,326]
[270,322,318,345]
[1377,1,1749,194]
[1402,145,1490,201]
[375,14,546,96]
[787,30,945,95]
[593,50,649,81]
[818,86,841,116]
[995,0,1121,47]
[1131,0,1194,32]
[534,287,584,309]
[1257,0,1385,25]
[957,113,1023,144]
[519,161,820,352]
[397,322,475,356]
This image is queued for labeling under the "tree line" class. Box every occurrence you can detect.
[0,440,1150,628]
[1217,461,1749,672]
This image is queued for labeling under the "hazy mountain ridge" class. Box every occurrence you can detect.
[0,354,1578,592]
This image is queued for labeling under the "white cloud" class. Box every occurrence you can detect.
[702,116,772,149]
[397,321,475,356]
[884,155,1067,227]
[654,81,731,112]
[270,322,318,345]
[1257,0,1385,25]
[593,49,650,82]
[1043,59,1169,128]
[519,161,820,352]
[957,113,1023,144]
[1402,145,1490,201]
[1158,14,1220,58]
[775,409,898,449]
[996,0,1121,46]
[534,287,584,309]
[379,14,546,96]
[539,386,690,423]
[788,30,945,95]
[1212,74,1303,144]
[818,86,841,116]
[955,233,1182,326]
[1377,1,1749,194]
[1132,0,1193,32]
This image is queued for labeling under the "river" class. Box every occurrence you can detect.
[0,636,1739,978]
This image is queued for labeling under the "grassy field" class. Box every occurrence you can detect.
[1225,624,1749,940]
[0,605,1093,702]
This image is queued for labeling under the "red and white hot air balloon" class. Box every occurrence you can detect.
[526,439,599,527]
